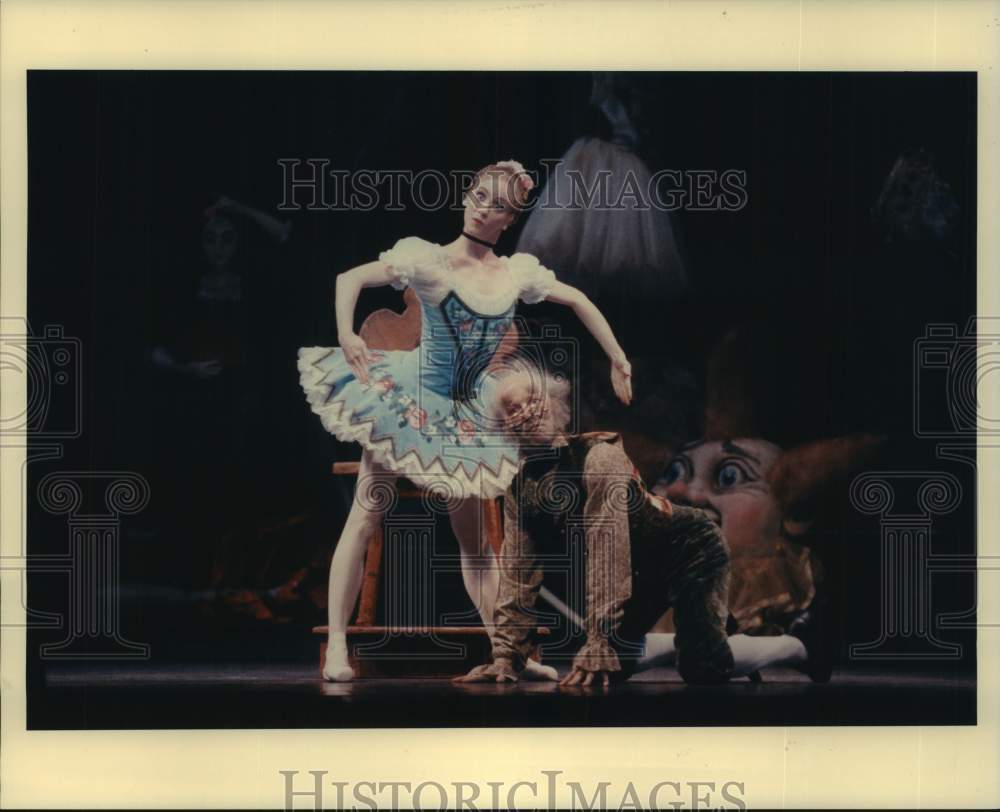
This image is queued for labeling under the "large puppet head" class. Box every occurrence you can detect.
[652,322,885,633]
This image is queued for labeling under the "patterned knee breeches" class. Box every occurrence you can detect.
[613,504,735,684]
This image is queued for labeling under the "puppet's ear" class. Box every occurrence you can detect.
[768,433,886,537]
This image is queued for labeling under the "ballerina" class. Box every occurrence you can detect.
[298,160,633,681]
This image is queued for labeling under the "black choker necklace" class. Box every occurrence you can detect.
[462,230,496,249]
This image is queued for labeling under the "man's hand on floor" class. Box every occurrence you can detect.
[559,666,615,688]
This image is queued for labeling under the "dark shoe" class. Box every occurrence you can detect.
[787,595,837,683]
[676,639,736,686]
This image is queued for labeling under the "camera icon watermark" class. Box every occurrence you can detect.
[413,318,580,457]
[1,318,151,658]
[913,317,1000,441]
[0,317,83,439]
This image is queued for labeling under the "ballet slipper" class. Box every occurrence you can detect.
[323,634,355,682]
[322,658,354,682]
[521,658,558,681]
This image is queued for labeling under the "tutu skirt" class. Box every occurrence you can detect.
[516,137,686,303]
[298,345,522,500]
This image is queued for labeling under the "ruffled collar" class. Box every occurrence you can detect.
[433,243,518,316]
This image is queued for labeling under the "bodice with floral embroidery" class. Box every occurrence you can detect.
[377,236,557,400]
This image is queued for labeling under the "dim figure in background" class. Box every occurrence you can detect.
[151,196,292,382]
[516,72,687,318]
[147,196,293,581]
[297,160,634,681]
[872,148,959,245]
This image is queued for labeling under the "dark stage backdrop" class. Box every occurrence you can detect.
[24,71,977,685]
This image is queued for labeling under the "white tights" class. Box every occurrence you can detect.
[324,451,513,682]
[638,632,807,678]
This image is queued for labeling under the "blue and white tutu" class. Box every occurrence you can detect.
[297,235,557,500]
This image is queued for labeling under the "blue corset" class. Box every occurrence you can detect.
[418,292,516,401]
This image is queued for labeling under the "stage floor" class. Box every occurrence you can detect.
[30,661,975,729]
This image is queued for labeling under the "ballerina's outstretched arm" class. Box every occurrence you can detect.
[541,281,633,405]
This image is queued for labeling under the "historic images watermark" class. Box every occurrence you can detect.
[275,160,749,213]
[280,769,748,811]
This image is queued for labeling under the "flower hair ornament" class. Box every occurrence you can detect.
[494,159,535,193]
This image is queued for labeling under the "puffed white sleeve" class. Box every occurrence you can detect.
[507,252,557,304]
[377,235,433,291]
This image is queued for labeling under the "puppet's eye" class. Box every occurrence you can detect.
[660,457,689,486]
[715,462,749,490]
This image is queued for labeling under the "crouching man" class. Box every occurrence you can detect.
[456,368,737,687]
